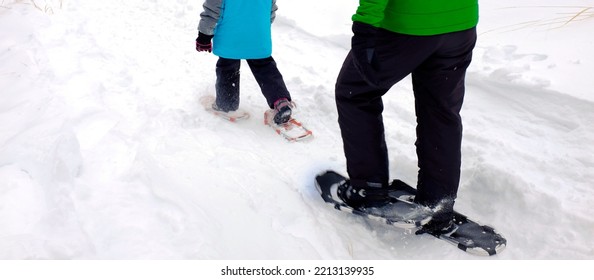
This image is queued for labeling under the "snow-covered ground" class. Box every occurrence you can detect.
[1,0,593,261]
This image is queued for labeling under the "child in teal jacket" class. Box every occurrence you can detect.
[197,0,292,124]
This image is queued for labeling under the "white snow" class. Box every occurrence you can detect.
[1,0,593,262]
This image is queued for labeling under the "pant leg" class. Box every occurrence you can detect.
[246,56,291,108]
[335,52,390,188]
[215,57,241,111]
[412,28,477,206]
[335,30,438,189]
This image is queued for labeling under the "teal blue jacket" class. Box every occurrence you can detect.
[198,0,277,59]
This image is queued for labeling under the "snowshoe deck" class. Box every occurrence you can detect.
[315,170,507,256]
[200,95,250,122]
[388,180,507,256]
[315,170,432,229]
[264,109,313,142]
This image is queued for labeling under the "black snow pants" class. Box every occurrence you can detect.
[215,56,291,112]
[335,27,477,206]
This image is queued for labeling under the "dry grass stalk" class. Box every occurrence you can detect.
[0,0,63,13]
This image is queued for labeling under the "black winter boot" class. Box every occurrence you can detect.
[336,180,392,209]
[273,98,292,125]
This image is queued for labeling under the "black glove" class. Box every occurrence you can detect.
[196,32,214,52]
[351,21,381,87]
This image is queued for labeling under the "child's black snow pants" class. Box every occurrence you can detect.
[215,56,291,112]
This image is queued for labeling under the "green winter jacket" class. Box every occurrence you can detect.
[352,0,479,35]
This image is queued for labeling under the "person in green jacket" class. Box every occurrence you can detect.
[334,0,479,234]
